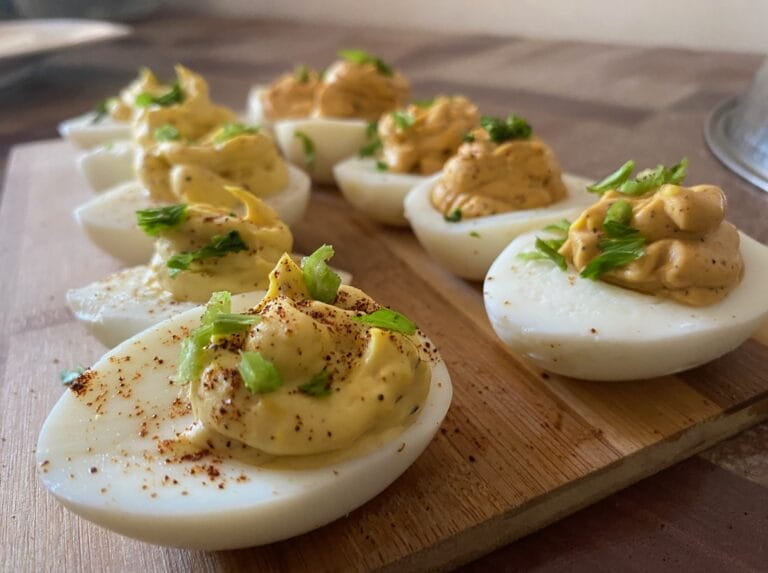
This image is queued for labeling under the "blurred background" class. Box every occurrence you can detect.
[3,0,768,52]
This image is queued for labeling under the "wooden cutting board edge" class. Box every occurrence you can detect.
[389,399,768,572]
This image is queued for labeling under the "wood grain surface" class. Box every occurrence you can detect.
[2,12,768,573]
[1,136,767,572]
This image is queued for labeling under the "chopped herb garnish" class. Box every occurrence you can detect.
[298,370,332,397]
[580,236,645,280]
[176,292,262,383]
[462,131,476,143]
[294,64,310,83]
[531,237,567,270]
[359,121,382,157]
[338,49,393,76]
[301,244,341,304]
[580,203,645,279]
[91,97,115,124]
[294,130,315,169]
[617,158,688,196]
[588,158,689,196]
[136,204,188,236]
[153,124,181,142]
[375,160,388,172]
[210,313,260,336]
[213,122,259,144]
[59,366,86,386]
[167,230,248,276]
[135,82,184,108]
[353,308,417,335]
[542,219,571,235]
[480,114,532,143]
[469,230,480,238]
[587,160,635,194]
[391,111,415,130]
[412,98,435,108]
[444,208,462,223]
[239,351,282,394]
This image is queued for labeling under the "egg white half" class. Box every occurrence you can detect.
[274,118,368,185]
[246,86,273,132]
[78,141,138,193]
[404,173,595,281]
[59,112,132,150]
[38,293,452,549]
[334,157,428,226]
[67,263,353,348]
[484,230,768,381]
[74,166,311,264]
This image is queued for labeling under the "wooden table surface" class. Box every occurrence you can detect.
[1,11,767,572]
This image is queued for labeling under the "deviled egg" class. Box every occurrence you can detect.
[39,252,452,549]
[334,96,481,226]
[249,50,409,184]
[405,114,594,280]
[76,123,310,264]
[60,65,234,150]
[69,190,351,347]
[73,65,238,192]
[484,159,768,381]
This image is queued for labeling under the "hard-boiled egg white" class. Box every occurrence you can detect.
[484,230,768,381]
[404,173,595,280]
[37,293,452,549]
[274,118,368,185]
[75,166,311,264]
[67,263,353,348]
[58,112,132,150]
[246,86,274,132]
[78,141,138,193]
[334,156,428,226]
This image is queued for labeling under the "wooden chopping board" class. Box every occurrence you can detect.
[2,139,768,572]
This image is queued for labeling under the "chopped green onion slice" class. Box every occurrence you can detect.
[59,366,86,386]
[375,160,388,171]
[587,160,635,194]
[301,244,341,304]
[213,122,259,144]
[391,111,415,130]
[462,132,476,143]
[167,230,248,276]
[154,124,181,142]
[469,230,480,238]
[91,97,115,124]
[202,290,231,323]
[542,219,571,235]
[294,64,310,83]
[581,236,645,280]
[480,114,532,143]
[211,313,260,336]
[533,237,567,270]
[175,324,213,383]
[135,82,184,107]
[239,351,282,394]
[338,49,393,76]
[294,130,315,169]
[412,98,435,108]
[617,158,688,196]
[298,370,332,397]
[136,204,188,236]
[444,208,462,223]
[352,308,417,335]
[359,122,382,157]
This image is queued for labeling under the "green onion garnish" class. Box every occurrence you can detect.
[338,49,393,76]
[239,351,282,394]
[480,114,532,143]
[167,230,248,277]
[153,124,181,142]
[352,308,417,335]
[294,130,315,170]
[444,208,462,223]
[301,244,341,304]
[213,122,259,144]
[298,370,332,397]
[136,204,188,236]
[135,82,184,108]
